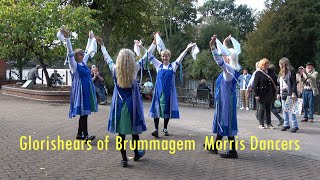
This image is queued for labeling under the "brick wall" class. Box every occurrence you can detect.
[0,59,6,81]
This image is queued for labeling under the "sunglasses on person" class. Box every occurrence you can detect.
[77,52,85,56]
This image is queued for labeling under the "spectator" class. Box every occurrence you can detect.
[247,61,260,119]
[296,66,304,98]
[197,79,213,105]
[277,58,298,133]
[253,58,278,129]
[197,79,211,92]
[301,62,318,123]
[27,65,42,84]
[91,66,107,105]
[50,70,63,85]
[269,64,284,126]
[238,67,252,110]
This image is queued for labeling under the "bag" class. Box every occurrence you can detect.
[274,99,281,108]
[282,89,288,100]
[283,97,303,115]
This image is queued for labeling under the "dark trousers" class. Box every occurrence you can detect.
[118,134,139,161]
[77,115,88,137]
[257,99,272,125]
[302,90,315,119]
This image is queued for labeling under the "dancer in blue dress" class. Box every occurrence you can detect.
[144,34,195,137]
[208,35,241,158]
[97,37,152,167]
[60,28,97,142]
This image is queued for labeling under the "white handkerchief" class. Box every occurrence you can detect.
[87,37,97,58]
[231,37,241,55]
[216,39,230,56]
[56,30,65,42]
[155,33,166,54]
[134,43,141,56]
[191,44,200,60]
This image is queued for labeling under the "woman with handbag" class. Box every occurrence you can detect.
[253,58,278,129]
[277,58,299,133]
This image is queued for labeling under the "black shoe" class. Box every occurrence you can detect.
[203,144,218,154]
[134,150,145,161]
[220,150,238,158]
[290,127,299,133]
[151,130,159,138]
[281,126,290,131]
[76,135,84,140]
[85,135,95,143]
[121,160,128,167]
[163,129,169,136]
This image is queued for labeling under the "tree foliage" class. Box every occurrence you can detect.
[243,0,320,70]
[0,0,100,85]
[199,0,255,41]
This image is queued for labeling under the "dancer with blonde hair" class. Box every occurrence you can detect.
[97,37,151,167]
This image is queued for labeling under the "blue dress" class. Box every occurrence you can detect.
[108,71,147,134]
[69,62,98,118]
[212,71,240,136]
[149,63,179,119]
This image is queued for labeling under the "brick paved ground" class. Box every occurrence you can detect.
[0,93,320,180]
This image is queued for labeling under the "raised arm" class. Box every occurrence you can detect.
[302,70,318,81]
[136,39,162,70]
[210,35,234,81]
[223,35,231,48]
[211,50,234,81]
[61,28,77,74]
[83,31,97,65]
[172,42,195,72]
[101,45,115,73]
[96,37,115,74]
[85,31,94,53]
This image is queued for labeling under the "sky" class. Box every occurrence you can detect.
[196,0,266,12]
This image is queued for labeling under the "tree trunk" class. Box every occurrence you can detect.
[101,21,114,47]
[164,18,169,42]
[38,58,52,87]
[169,7,173,38]
[16,58,24,80]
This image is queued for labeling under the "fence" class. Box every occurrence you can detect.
[6,68,72,86]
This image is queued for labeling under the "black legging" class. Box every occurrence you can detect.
[214,135,236,151]
[119,134,139,161]
[78,115,88,137]
[154,118,170,130]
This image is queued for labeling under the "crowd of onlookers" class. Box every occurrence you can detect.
[236,59,318,133]
[28,58,318,134]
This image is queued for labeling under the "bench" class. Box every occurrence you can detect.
[176,87,193,105]
[195,89,214,108]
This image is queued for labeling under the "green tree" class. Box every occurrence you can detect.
[243,0,320,69]
[184,50,221,80]
[0,0,100,86]
[199,0,255,41]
